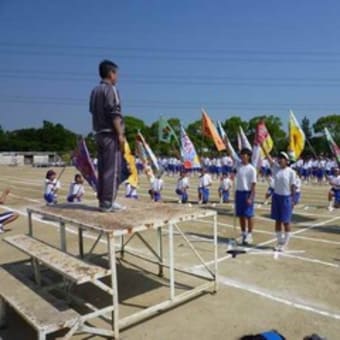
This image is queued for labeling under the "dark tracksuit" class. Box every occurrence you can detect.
[89,80,124,206]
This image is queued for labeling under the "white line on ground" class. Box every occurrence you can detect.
[191,268,340,321]
[191,216,340,270]
[196,218,340,246]
[279,253,340,268]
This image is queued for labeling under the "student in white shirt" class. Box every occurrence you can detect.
[44,169,60,205]
[218,173,232,203]
[176,171,190,203]
[234,148,257,245]
[125,180,138,199]
[294,170,302,205]
[149,175,163,202]
[0,188,19,233]
[328,167,340,211]
[262,149,296,251]
[67,174,85,203]
[224,139,257,245]
[198,168,212,204]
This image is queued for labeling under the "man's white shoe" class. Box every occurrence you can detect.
[112,202,126,211]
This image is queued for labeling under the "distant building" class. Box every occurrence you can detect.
[0,152,61,166]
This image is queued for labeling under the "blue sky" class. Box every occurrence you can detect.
[1,0,340,134]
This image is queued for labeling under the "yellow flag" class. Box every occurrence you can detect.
[201,109,226,152]
[288,110,305,161]
[124,141,138,188]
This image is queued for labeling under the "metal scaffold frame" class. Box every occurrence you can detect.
[19,206,218,339]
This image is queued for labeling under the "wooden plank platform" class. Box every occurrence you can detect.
[0,268,79,336]
[3,235,110,284]
[28,198,216,235]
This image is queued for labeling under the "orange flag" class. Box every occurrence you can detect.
[201,109,226,151]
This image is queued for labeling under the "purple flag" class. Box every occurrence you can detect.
[72,138,98,191]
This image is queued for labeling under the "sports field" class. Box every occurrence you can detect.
[0,165,339,340]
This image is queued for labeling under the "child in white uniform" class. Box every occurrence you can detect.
[218,173,232,203]
[44,170,60,205]
[198,169,212,204]
[67,174,85,203]
[149,175,163,202]
[0,188,19,233]
[176,171,190,203]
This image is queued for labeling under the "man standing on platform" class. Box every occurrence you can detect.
[90,60,126,212]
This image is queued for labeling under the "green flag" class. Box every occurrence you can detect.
[324,127,340,164]
[158,116,179,144]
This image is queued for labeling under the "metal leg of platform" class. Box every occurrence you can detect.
[120,235,125,258]
[107,233,119,339]
[32,258,41,286]
[28,210,33,236]
[213,214,219,292]
[157,227,164,277]
[60,221,67,252]
[0,297,7,328]
[168,223,175,300]
[78,228,84,258]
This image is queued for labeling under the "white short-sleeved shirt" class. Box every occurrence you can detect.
[68,182,85,197]
[219,178,232,191]
[235,162,257,191]
[45,179,60,195]
[272,163,296,196]
[330,175,340,189]
[152,178,163,192]
[177,177,189,191]
[199,173,212,188]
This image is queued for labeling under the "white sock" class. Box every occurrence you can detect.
[276,232,283,244]
[283,232,291,246]
[242,231,247,239]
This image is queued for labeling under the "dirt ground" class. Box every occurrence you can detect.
[0,165,339,340]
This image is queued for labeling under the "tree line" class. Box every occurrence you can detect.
[0,114,339,159]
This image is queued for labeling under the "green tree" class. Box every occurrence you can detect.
[301,116,312,141]
[0,125,8,151]
[124,115,149,153]
[313,114,340,144]
[222,116,248,150]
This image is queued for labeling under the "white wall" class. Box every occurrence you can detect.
[0,154,24,166]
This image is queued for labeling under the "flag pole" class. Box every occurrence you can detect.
[305,137,318,158]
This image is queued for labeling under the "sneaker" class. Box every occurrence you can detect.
[328,206,334,212]
[99,201,113,212]
[245,234,253,245]
[274,243,285,252]
[112,201,126,211]
[0,226,4,234]
[241,234,247,245]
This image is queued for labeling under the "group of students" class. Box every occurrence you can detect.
[144,168,233,205]
[137,154,338,185]
[43,169,85,205]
